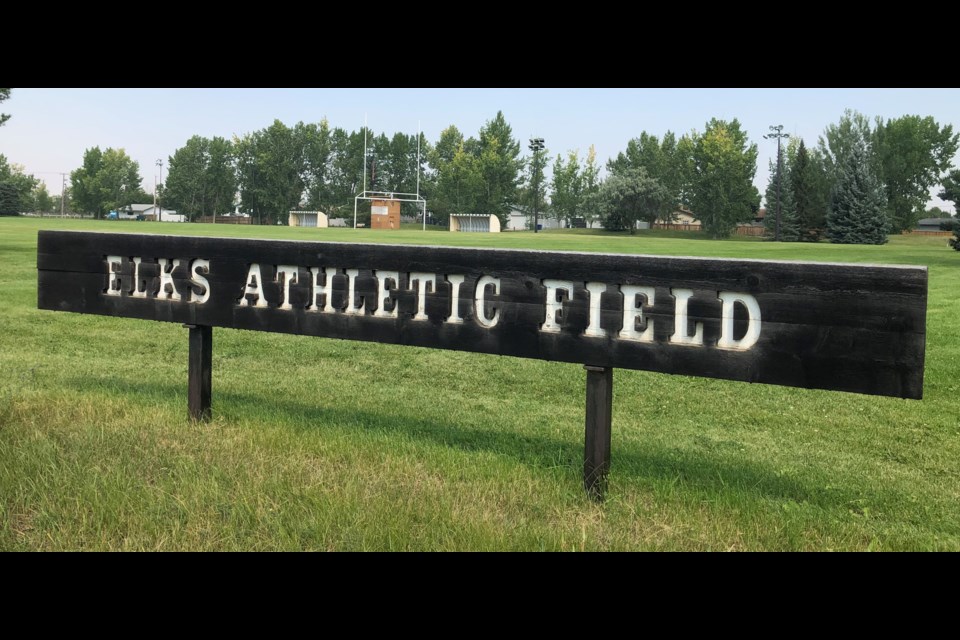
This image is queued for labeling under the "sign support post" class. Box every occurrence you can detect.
[584,365,613,500]
[186,324,212,422]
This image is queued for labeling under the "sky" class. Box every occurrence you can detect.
[2,88,958,212]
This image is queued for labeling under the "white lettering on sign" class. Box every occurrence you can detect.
[475,275,501,328]
[717,292,762,350]
[106,256,122,296]
[239,263,268,308]
[307,267,337,313]
[669,288,703,346]
[98,256,763,351]
[541,279,574,333]
[619,285,655,342]
[157,259,182,301]
[584,282,608,338]
[445,275,466,324]
[131,257,147,298]
[275,265,298,310]
[373,270,400,318]
[410,272,436,321]
[189,259,211,304]
[344,269,365,315]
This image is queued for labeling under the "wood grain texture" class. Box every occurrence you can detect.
[187,324,212,422]
[584,366,613,500]
[37,230,928,398]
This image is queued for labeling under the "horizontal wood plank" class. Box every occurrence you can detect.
[37,230,928,398]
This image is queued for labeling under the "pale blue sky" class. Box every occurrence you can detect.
[2,88,957,211]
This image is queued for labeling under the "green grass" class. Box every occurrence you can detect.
[2,216,958,550]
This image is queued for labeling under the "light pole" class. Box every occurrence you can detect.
[529,137,545,233]
[764,125,790,242]
[155,159,163,222]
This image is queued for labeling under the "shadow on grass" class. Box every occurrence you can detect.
[64,374,869,510]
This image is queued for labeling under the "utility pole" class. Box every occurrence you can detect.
[61,173,66,217]
[155,159,163,222]
[529,137,545,233]
[764,125,790,242]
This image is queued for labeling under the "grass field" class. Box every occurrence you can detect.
[2,217,958,551]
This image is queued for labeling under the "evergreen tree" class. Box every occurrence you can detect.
[763,157,799,241]
[791,139,826,241]
[826,142,889,244]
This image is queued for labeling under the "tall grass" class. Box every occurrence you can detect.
[2,217,957,550]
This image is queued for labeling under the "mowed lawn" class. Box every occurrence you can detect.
[2,217,958,551]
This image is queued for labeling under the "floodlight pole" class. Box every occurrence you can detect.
[764,125,790,242]
[529,137,545,233]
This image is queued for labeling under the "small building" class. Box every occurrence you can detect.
[506,206,563,231]
[289,210,329,228]
[450,213,501,233]
[916,217,956,232]
[370,199,401,230]
[123,204,184,222]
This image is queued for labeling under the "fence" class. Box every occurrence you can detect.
[653,223,702,232]
[902,230,953,237]
[198,216,253,224]
[734,225,766,237]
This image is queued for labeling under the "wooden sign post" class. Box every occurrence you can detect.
[38,231,928,499]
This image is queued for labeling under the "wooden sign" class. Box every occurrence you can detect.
[37,231,928,497]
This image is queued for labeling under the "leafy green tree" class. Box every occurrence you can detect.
[581,145,601,228]
[818,109,874,177]
[937,169,960,214]
[69,147,143,218]
[593,167,671,233]
[764,156,800,241]
[299,119,332,212]
[827,141,889,244]
[0,154,40,214]
[164,136,207,217]
[235,120,305,224]
[550,150,582,226]
[33,183,53,215]
[0,88,10,127]
[873,115,958,233]
[608,130,691,221]
[688,119,760,238]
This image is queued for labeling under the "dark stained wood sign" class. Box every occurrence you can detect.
[37,231,928,497]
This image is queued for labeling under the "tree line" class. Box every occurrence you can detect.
[3,102,958,246]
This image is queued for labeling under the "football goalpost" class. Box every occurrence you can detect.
[353,117,428,230]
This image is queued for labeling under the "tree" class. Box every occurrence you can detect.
[519,140,549,226]
[475,111,523,224]
[550,150,582,227]
[791,139,827,241]
[0,154,40,215]
[235,120,305,225]
[688,119,760,238]
[818,109,874,177]
[0,88,10,128]
[69,147,143,218]
[937,168,960,213]
[764,157,800,241]
[607,130,691,222]
[593,167,671,234]
[581,145,601,228]
[33,183,53,215]
[165,135,237,220]
[826,141,889,244]
[873,115,958,233]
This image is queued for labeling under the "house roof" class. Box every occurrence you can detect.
[917,217,956,225]
[130,204,154,212]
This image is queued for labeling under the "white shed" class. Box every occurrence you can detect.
[289,210,329,228]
